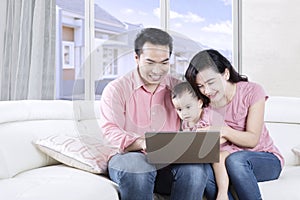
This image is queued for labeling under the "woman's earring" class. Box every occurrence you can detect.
[226,73,230,80]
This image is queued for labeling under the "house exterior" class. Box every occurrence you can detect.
[56,0,137,99]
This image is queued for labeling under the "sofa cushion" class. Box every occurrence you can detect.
[259,166,300,199]
[0,100,75,124]
[35,134,119,174]
[0,100,104,179]
[264,96,300,166]
[265,123,300,166]
[265,97,300,124]
[0,120,78,179]
[0,165,119,200]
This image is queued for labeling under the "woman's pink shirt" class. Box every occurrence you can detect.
[208,81,284,167]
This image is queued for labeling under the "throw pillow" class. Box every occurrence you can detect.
[35,134,119,174]
[292,145,300,156]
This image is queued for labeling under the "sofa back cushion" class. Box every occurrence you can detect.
[0,120,78,179]
[0,100,102,179]
[264,96,300,166]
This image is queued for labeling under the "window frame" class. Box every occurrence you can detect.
[232,0,242,74]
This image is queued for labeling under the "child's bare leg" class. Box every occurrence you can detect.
[212,151,230,200]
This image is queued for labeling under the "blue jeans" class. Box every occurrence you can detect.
[108,152,209,200]
[205,151,282,200]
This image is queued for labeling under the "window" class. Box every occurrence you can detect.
[103,48,118,76]
[56,0,85,100]
[170,0,233,60]
[62,41,75,69]
[55,0,234,100]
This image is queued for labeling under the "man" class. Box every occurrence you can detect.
[100,28,208,200]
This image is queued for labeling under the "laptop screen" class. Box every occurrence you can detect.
[145,131,220,164]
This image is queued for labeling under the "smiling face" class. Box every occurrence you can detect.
[195,67,229,105]
[172,91,203,124]
[135,42,170,88]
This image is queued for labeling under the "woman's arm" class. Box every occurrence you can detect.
[222,98,265,148]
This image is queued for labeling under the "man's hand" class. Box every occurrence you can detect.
[124,137,146,152]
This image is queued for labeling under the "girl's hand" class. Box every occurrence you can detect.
[196,126,211,131]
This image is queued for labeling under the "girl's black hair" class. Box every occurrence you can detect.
[171,82,198,100]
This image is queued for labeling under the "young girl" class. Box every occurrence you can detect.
[171,81,232,200]
[171,81,209,131]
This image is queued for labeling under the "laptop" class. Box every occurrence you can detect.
[145,130,220,164]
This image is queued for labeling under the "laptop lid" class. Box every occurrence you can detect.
[145,131,220,164]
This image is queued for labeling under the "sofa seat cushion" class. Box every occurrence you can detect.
[258,166,300,199]
[0,165,119,200]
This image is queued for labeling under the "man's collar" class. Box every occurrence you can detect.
[132,68,170,90]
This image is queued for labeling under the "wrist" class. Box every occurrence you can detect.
[137,137,146,150]
[222,126,231,140]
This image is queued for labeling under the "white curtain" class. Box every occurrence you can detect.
[0,0,56,100]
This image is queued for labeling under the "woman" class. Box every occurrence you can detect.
[185,49,284,200]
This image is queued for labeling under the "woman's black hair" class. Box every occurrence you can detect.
[185,49,248,107]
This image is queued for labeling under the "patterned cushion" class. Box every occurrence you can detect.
[35,135,119,174]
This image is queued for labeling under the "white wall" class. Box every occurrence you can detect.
[241,0,300,97]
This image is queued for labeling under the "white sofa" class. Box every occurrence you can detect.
[0,100,119,200]
[0,97,300,200]
[258,96,300,199]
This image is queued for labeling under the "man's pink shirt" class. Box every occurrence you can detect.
[100,69,181,151]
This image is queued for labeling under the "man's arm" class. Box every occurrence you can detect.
[100,82,139,152]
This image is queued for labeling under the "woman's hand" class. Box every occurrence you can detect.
[220,136,227,144]
[197,126,228,144]
[220,126,230,138]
